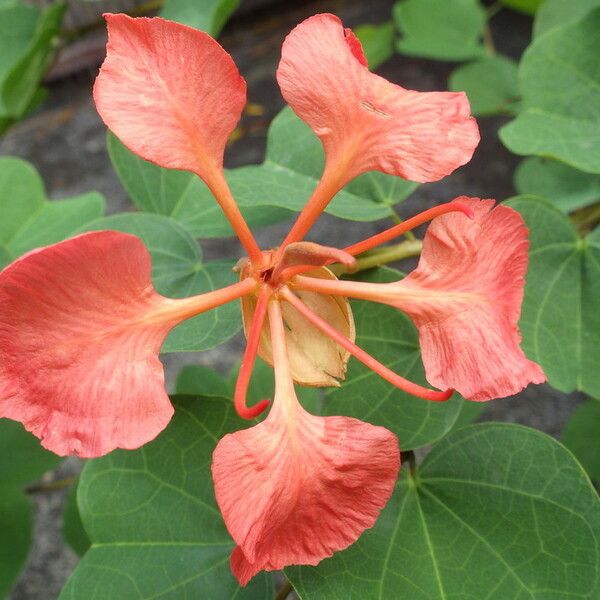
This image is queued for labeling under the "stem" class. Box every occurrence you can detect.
[280,287,452,402]
[572,201,600,234]
[26,476,76,494]
[344,201,474,257]
[482,24,496,56]
[332,239,422,275]
[234,286,271,419]
[274,580,293,600]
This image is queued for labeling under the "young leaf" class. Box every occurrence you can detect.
[514,157,600,213]
[0,2,64,129]
[0,157,105,268]
[500,9,600,173]
[58,396,272,600]
[562,397,600,485]
[393,0,486,61]
[160,0,239,36]
[325,268,464,450]
[354,22,395,70]
[81,213,241,352]
[506,195,600,397]
[449,56,519,116]
[287,423,600,599]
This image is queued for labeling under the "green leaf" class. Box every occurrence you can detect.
[63,478,91,557]
[0,488,31,598]
[500,0,543,15]
[59,396,272,600]
[288,423,600,599]
[449,56,519,116]
[108,133,290,239]
[500,10,600,173]
[354,22,395,70]
[0,2,64,126]
[533,0,600,38]
[393,0,486,61]
[514,157,600,213]
[81,213,241,352]
[160,0,239,36]
[0,157,105,268]
[325,267,463,450]
[506,196,600,397]
[176,365,232,398]
[562,397,600,485]
[0,419,61,597]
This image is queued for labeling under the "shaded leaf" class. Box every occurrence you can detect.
[63,478,91,557]
[393,0,486,61]
[500,10,600,173]
[288,423,600,599]
[81,213,241,352]
[506,196,600,397]
[354,21,395,70]
[160,0,239,36]
[59,396,272,599]
[325,267,463,450]
[449,56,519,116]
[0,157,105,268]
[514,157,600,213]
[562,397,600,485]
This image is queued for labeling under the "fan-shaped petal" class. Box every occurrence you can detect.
[277,13,479,183]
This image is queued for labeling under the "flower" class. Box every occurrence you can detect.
[0,12,543,585]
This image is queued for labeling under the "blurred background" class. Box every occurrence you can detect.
[0,0,587,598]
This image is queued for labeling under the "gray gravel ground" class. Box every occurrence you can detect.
[1,0,584,598]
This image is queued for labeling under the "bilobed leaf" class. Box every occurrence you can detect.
[0,2,64,126]
[288,423,600,599]
[393,0,486,61]
[562,397,600,485]
[500,0,543,15]
[108,133,290,239]
[449,56,519,116]
[81,213,241,352]
[160,0,239,36]
[354,22,395,70]
[533,0,600,38]
[0,419,61,597]
[63,478,91,557]
[59,396,272,600]
[325,267,463,450]
[506,196,600,397]
[0,157,105,268]
[514,157,600,213]
[500,10,600,173]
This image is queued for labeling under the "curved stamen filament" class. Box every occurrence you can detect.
[234,286,271,419]
[280,286,452,402]
[344,201,474,257]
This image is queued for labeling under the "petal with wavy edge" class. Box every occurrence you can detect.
[0,231,179,457]
[388,198,545,400]
[212,376,399,585]
[276,13,479,183]
[94,14,246,180]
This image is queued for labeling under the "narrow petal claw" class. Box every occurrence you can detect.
[0,232,177,457]
[277,13,479,184]
[212,300,399,585]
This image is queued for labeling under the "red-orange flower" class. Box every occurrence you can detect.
[0,13,543,585]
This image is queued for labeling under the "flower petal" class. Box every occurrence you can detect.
[94,14,246,180]
[212,370,399,585]
[0,231,179,457]
[390,198,545,400]
[276,13,479,183]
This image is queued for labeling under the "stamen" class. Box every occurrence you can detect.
[272,241,356,282]
[234,287,271,419]
[344,201,474,257]
[280,287,453,402]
